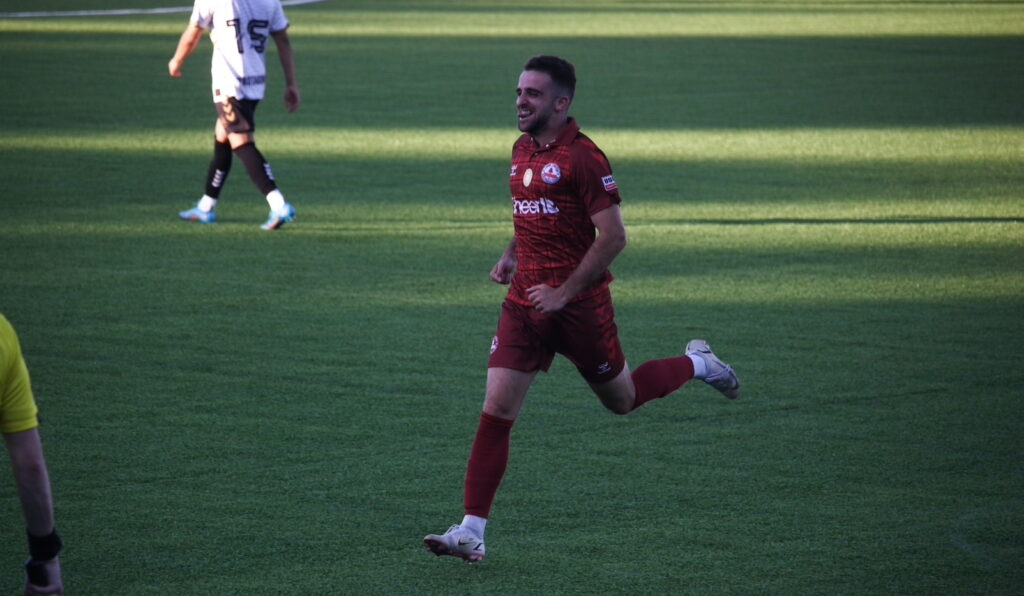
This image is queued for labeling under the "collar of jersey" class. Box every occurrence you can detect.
[526,118,580,151]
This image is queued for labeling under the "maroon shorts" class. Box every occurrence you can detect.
[488,290,626,384]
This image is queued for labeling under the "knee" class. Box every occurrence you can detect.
[484,402,519,420]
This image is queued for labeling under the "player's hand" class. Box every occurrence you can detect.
[527,284,568,314]
[284,85,301,112]
[168,59,183,78]
[490,257,516,285]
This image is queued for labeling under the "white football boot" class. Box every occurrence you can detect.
[686,339,741,400]
[423,525,486,563]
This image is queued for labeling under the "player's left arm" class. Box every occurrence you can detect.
[271,30,301,112]
[168,22,204,78]
[526,205,627,313]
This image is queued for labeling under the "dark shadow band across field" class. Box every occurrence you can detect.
[1,33,1021,131]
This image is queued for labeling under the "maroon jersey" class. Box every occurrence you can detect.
[506,119,622,307]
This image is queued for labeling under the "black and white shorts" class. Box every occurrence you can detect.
[215,97,259,134]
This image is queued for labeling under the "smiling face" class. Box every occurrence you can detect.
[516,69,572,144]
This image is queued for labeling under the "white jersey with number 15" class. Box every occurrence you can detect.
[191,0,290,103]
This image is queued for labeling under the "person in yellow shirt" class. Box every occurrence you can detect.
[1,315,64,595]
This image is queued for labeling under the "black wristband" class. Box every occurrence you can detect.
[25,559,49,586]
[27,529,62,561]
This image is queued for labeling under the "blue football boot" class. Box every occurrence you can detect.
[260,203,296,231]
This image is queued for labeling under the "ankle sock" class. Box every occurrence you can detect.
[688,353,707,379]
[197,195,218,212]
[266,189,286,211]
[461,514,487,538]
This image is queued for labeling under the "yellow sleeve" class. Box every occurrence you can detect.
[0,315,40,435]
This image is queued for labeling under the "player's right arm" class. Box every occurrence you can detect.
[490,239,517,284]
[168,22,204,78]
[525,205,627,313]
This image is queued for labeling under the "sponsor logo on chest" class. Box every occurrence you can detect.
[513,197,560,216]
[514,159,563,216]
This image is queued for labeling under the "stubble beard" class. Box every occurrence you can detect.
[519,110,550,137]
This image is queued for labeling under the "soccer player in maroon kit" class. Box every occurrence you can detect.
[423,56,740,563]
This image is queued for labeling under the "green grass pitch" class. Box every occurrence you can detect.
[0,1,1022,594]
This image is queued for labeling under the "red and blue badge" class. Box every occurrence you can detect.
[541,163,562,184]
[602,175,618,192]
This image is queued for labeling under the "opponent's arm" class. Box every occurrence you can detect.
[168,23,204,78]
[272,30,301,112]
[526,205,627,313]
[490,239,518,285]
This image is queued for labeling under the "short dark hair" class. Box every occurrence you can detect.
[524,55,576,99]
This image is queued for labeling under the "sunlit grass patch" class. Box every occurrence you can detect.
[3,127,1021,163]
[4,3,1023,37]
[294,6,1024,38]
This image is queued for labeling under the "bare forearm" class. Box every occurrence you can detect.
[4,430,55,536]
[559,231,625,301]
[19,467,55,536]
[169,24,203,76]
[178,30,202,60]
[523,204,628,313]
[491,238,518,284]
[272,31,301,111]
[503,238,517,260]
[274,32,298,87]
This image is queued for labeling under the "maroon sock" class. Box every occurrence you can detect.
[464,412,515,518]
[630,356,695,411]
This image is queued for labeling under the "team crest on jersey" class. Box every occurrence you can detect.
[602,175,618,192]
[523,168,534,187]
[541,163,562,184]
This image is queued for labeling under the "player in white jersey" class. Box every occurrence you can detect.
[169,0,301,230]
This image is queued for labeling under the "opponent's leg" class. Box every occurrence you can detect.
[179,136,231,224]
[228,141,295,230]
[218,101,296,230]
[232,142,276,195]
[205,138,232,200]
